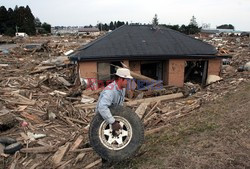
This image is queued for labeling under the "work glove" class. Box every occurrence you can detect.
[112,121,121,136]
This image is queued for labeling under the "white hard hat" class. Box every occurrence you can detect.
[115,68,133,79]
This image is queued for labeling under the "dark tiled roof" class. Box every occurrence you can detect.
[70,25,217,61]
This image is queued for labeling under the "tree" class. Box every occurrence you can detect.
[189,15,198,26]
[35,17,42,27]
[42,22,51,33]
[162,24,180,31]
[152,14,159,26]
[103,23,109,31]
[186,16,200,34]
[0,6,8,34]
[109,21,115,30]
[117,21,125,28]
[216,24,234,30]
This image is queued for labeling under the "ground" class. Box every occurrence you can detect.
[115,81,250,169]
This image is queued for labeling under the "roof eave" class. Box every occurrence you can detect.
[69,54,224,62]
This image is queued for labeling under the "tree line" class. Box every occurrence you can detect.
[97,15,235,35]
[96,15,201,35]
[0,5,51,36]
[96,21,128,31]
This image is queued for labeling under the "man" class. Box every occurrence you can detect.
[96,68,133,134]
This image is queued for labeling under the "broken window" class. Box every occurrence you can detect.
[184,61,208,85]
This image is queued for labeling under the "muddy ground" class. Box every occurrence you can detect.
[115,82,250,169]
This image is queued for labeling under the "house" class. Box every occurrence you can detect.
[78,27,100,36]
[69,25,230,88]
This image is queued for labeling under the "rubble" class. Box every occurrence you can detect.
[0,35,249,168]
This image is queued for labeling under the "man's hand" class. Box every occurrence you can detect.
[112,121,121,136]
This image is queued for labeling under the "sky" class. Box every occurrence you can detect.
[1,0,250,31]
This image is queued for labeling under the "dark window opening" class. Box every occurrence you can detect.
[141,62,163,80]
[184,61,208,85]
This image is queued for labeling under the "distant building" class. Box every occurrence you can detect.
[201,28,248,37]
[78,27,100,36]
[15,32,28,37]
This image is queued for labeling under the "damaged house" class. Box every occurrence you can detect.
[69,25,228,88]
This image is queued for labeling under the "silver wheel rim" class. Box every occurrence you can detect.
[99,116,132,150]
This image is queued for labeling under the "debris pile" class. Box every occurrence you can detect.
[0,35,249,168]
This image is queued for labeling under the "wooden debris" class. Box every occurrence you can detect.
[145,124,171,136]
[52,143,70,165]
[58,159,73,169]
[30,65,56,74]
[135,102,150,119]
[84,159,102,169]
[20,146,57,154]
[70,148,93,153]
[126,92,184,107]
[20,112,43,124]
[56,76,72,86]
[70,135,84,151]
[73,153,86,165]
[144,101,160,120]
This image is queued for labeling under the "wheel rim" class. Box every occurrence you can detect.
[99,116,132,150]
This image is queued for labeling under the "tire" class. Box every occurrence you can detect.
[0,137,17,146]
[89,105,144,162]
[4,142,23,154]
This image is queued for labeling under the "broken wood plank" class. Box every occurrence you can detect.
[135,102,150,119]
[145,124,171,136]
[58,159,72,169]
[30,65,56,74]
[20,112,43,124]
[0,98,35,106]
[73,153,86,165]
[70,147,93,153]
[52,143,70,165]
[126,92,184,107]
[70,135,84,151]
[144,101,160,120]
[84,159,102,169]
[57,77,72,86]
[20,146,57,153]
[65,117,88,125]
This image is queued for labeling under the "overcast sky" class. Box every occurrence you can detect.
[2,0,250,31]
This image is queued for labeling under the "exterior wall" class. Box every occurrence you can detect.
[78,58,221,88]
[79,61,97,79]
[129,61,141,74]
[167,59,185,87]
[208,59,222,76]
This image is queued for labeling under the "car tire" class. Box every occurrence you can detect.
[89,105,144,162]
